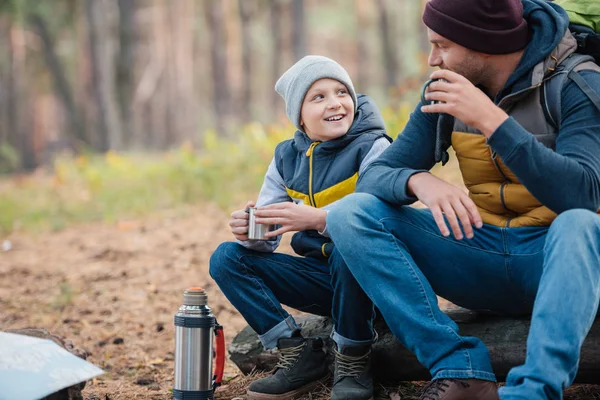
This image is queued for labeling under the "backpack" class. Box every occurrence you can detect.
[542,1,600,130]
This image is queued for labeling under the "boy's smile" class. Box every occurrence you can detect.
[300,78,355,142]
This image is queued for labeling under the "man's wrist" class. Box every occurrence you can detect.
[407,172,429,197]
[479,108,509,138]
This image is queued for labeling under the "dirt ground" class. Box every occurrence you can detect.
[1,204,599,399]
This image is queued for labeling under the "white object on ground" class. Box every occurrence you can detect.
[0,332,104,400]
[2,240,11,252]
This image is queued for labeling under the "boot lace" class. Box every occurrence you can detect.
[420,379,470,400]
[334,348,371,377]
[274,342,306,370]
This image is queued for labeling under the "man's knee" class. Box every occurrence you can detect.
[551,209,600,236]
[209,242,243,281]
[327,192,383,234]
[546,209,600,267]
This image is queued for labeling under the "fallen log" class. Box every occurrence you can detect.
[229,308,600,384]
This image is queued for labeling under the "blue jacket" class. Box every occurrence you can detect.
[240,94,391,256]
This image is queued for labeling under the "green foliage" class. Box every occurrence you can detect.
[0,144,20,173]
[0,106,411,234]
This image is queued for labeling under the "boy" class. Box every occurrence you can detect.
[210,55,390,400]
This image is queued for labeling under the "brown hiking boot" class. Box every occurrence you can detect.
[419,378,499,400]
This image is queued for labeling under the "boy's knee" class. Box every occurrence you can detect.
[209,242,241,280]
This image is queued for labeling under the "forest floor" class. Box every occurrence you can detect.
[2,203,600,399]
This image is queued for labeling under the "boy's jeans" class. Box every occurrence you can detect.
[327,193,600,400]
[209,242,376,351]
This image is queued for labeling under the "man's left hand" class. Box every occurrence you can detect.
[254,202,327,238]
[421,70,509,137]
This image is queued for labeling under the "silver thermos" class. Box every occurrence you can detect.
[173,287,224,400]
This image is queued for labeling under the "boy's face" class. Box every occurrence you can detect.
[300,78,355,142]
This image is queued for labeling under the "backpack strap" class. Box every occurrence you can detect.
[542,53,600,130]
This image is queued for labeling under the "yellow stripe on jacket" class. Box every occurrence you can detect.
[286,172,359,209]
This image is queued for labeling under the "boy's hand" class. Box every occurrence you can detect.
[255,202,327,238]
[408,172,482,240]
[229,200,255,241]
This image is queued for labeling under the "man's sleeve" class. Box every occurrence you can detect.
[356,103,439,205]
[487,70,600,213]
[236,157,290,252]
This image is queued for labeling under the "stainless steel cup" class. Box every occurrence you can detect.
[247,207,274,240]
[420,78,448,105]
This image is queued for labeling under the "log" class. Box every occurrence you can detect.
[229,308,600,384]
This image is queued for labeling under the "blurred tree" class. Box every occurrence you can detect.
[117,0,136,148]
[354,0,370,92]
[85,0,123,151]
[0,15,30,171]
[238,0,253,123]
[29,10,87,151]
[169,0,196,145]
[292,0,306,61]
[376,0,399,91]
[270,0,283,115]
[206,0,230,137]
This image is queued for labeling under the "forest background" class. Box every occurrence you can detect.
[2,1,600,399]
[0,0,431,234]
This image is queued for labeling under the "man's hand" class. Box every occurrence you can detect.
[229,200,255,241]
[254,202,327,238]
[408,172,482,239]
[421,70,509,137]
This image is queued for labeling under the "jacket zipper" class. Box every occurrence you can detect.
[306,141,321,207]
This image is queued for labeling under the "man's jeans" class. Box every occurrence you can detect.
[209,242,375,350]
[327,193,600,400]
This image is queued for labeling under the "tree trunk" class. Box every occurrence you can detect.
[376,0,398,91]
[170,0,196,146]
[291,0,306,61]
[238,0,253,123]
[84,0,123,151]
[354,0,370,92]
[28,13,86,150]
[206,0,230,136]
[116,0,136,149]
[230,309,600,384]
[270,0,283,115]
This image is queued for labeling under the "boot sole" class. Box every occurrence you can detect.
[247,375,330,400]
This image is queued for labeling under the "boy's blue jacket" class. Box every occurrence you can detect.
[357,0,600,226]
[239,94,391,257]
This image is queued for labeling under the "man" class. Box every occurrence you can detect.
[326,0,600,399]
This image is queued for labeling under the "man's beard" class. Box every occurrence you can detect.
[444,60,487,86]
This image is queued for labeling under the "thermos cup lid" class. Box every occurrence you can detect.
[183,287,208,306]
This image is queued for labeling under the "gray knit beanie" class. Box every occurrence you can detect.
[275,55,357,131]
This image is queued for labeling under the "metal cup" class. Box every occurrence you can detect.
[420,78,447,105]
[247,207,274,241]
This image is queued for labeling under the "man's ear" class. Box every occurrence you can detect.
[300,119,304,127]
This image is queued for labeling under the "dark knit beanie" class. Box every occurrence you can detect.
[423,0,529,55]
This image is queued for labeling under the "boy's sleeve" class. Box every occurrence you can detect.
[358,137,391,175]
[236,157,290,252]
